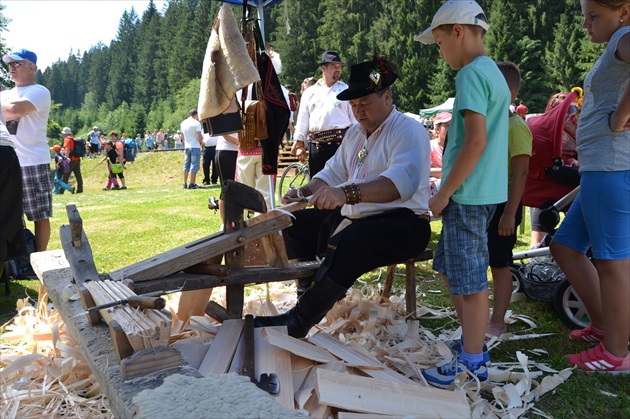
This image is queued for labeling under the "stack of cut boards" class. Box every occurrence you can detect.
[84,280,172,351]
[172,321,471,418]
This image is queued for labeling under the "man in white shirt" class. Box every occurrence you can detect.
[88,126,100,158]
[292,50,356,177]
[254,56,432,338]
[180,109,203,189]
[1,48,52,252]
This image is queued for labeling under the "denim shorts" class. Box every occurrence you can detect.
[553,171,630,260]
[433,200,496,295]
[184,148,201,174]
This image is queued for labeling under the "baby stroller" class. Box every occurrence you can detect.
[511,90,587,329]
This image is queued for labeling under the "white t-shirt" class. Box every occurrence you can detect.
[180,116,202,149]
[1,84,51,166]
[203,132,219,147]
[216,134,239,152]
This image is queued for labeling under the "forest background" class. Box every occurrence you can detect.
[0,0,600,141]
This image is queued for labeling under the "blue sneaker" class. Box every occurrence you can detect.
[423,357,489,389]
[448,340,491,364]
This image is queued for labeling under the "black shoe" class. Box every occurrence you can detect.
[202,181,210,186]
[120,186,127,190]
[183,182,188,189]
[70,187,76,194]
[188,183,200,189]
[114,185,121,190]
[254,277,348,338]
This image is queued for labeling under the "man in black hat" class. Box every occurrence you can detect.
[291,50,356,177]
[255,56,432,338]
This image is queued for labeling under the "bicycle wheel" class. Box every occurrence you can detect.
[278,162,310,203]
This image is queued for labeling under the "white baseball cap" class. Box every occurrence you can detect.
[62,127,72,135]
[415,1,489,45]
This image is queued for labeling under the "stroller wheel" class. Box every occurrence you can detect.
[510,265,523,294]
[553,279,590,330]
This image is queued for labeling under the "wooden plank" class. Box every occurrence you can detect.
[254,326,295,410]
[262,327,337,363]
[132,261,320,295]
[197,319,245,376]
[109,215,293,282]
[204,300,231,323]
[308,332,416,385]
[300,361,346,419]
[176,289,213,329]
[31,250,203,419]
[66,204,83,248]
[172,341,211,370]
[120,347,182,381]
[314,369,471,418]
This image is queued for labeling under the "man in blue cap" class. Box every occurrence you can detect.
[1,49,53,252]
[254,56,432,338]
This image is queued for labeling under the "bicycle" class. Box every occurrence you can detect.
[277,161,310,203]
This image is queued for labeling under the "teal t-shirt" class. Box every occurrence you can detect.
[442,56,510,205]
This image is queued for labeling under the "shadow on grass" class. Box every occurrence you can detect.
[0,278,41,325]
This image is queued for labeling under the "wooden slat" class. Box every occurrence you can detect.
[254,326,294,410]
[198,319,245,376]
[262,327,337,363]
[120,347,182,381]
[132,261,320,295]
[59,224,100,284]
[176,289,213,329]
[315,369,471,418]
[308,332,416,385]
[109,215,293,282]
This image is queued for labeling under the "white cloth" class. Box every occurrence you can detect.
[1,84,51,166]
[236,153,272,209]
[181,117,202,149]
[314,108,431,219]
[294,79,356,143]
[203,133,219,147]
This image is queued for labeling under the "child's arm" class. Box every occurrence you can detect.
[429,110,487,216]
[611,33,630,132]
[498,154,529,236]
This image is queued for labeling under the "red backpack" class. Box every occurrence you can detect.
[288,92,298,112]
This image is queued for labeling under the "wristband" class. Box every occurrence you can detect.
[342,183,362,205]
[298,185,313,198]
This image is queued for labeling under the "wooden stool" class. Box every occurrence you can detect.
[383,249,433,316]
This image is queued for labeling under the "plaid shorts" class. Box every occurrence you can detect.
[433,201,496,295]
[21,163,53,222]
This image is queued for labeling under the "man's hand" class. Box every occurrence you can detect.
[295,147,307,163]
[309,186,345,210]
[429,191,449,218]
[280,188,301,205]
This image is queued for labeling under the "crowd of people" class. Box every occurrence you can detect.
[0,0,627,389]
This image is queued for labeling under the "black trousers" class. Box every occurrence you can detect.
[308,142,341,178]
[284,207,431,289]
[61,160,83,193]
[202,146,218,184]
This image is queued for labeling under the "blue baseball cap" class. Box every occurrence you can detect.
[3,48,37,65]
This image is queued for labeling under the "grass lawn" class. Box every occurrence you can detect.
[2,150,628,417]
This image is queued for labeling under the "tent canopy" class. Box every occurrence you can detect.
[419,97,454,117]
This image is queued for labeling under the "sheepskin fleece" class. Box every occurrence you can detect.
[133,372,306,419]
[198,3,260,120]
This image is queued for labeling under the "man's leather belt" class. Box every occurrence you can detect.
[308,127,349,144]
[418,214,430,221]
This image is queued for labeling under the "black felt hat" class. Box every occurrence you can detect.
[319,50,344,65]
[337,57,399,101]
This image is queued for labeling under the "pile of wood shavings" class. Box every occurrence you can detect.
[2,281,573,419]
[242,282,573,419]
[1,298,112,419]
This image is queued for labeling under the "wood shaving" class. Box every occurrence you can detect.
[1,298,112,418]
